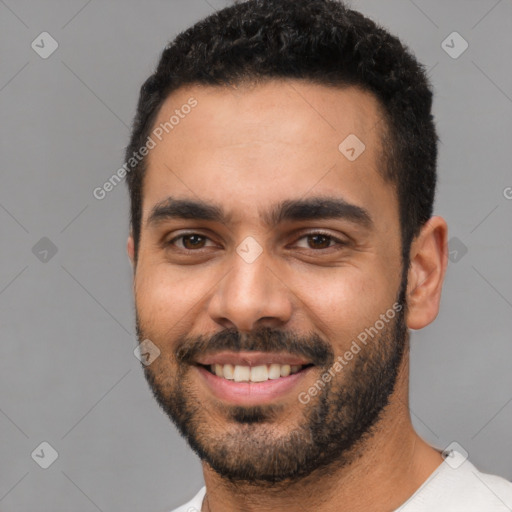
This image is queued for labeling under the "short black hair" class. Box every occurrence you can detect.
[125,0,437,269]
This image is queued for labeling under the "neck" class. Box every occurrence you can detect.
[201,353,443,512]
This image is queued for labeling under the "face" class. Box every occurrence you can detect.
[131,80,408,483]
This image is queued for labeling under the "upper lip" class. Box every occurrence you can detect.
[195,351,313,367]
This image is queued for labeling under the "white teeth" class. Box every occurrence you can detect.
[223,363,234,380]
[209,363,306,382]
[233,365,251,382]
[250,365,268,382]
[268,364,282,379]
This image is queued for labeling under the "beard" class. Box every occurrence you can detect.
[136,278,409,487]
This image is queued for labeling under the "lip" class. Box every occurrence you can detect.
[195,364,314,406]
[195,350,312,367]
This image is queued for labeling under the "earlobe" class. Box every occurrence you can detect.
[405,216,448,330]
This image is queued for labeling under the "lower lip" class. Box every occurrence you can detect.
[195,365,314,406]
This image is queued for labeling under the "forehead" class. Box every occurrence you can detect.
[142,80,395,229]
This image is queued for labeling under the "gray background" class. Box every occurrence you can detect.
[1,0,511,510]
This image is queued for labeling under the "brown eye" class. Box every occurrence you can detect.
[307,234,332,249]
[294,231,347,251]
[169,233,212,250]
[182,234,206,249]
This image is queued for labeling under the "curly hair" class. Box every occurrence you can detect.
[125,0,437,269]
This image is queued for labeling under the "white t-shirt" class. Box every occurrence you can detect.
[168,451,512,512]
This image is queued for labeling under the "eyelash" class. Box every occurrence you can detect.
[166,231,347,252]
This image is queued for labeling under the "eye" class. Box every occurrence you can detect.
[294,231,347,250]
[168,233,216,250]
[166,231,347,253]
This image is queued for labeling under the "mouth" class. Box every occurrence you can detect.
[198,362,315,383]
[193,351,316,405]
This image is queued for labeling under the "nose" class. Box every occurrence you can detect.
[207,250,293,332]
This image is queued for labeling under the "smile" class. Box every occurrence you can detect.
[202,362,313,382]
[193,351,316,405]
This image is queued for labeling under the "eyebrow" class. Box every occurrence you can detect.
[146,196,373,230]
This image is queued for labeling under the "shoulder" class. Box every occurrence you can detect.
[398,451,512,512]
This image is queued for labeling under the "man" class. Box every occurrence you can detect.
[125,0,512,510]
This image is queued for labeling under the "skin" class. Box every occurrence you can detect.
[127,80,449,512]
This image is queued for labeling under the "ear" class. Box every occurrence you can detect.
[405,216,448,330]
[127,231,135,268]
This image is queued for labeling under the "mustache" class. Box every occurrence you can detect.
[174,326,334,367]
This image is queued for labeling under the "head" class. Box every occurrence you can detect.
[126,0,447,485]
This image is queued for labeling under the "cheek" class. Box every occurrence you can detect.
[134,263,215,330]
[290,265,389,344]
